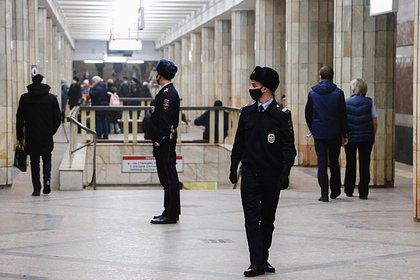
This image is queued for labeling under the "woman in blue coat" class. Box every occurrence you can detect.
[344,78,378,199]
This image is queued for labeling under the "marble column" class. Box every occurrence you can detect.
[173,41,182,97]
[231,11,255,107]
[285,0,334,165]
[0,0,14,186]
[28,0,38,72]
[214,20,231,106]
[14,0,30,94]
[37,8,47,73]
[413,0,420,221]
[168,44,175,61]
[201,27,215,106]
[334,1,395,187]
[163,46,169,59]
[190,32,202,107]
[255,0,286,95]
[181,36,191,106]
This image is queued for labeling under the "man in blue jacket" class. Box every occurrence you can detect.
[305,66,348,202]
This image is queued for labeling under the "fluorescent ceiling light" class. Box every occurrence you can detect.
[109,39,142,51]
[127,60,145,64]
[84,60,104,64]
[103,55,127,63]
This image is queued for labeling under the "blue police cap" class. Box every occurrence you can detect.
[156,59,178,79]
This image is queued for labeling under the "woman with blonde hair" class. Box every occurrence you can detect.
[344,78,378,199]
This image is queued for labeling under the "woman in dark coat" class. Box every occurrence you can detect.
[68,77,82,109]
[16,74,61,196]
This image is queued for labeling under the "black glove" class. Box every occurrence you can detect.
[152,142,160,157]
[278,175,289,190]
[229,170,238,184]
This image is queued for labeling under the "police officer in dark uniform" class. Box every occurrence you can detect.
[230,66,296,277]
[150,59,181,224]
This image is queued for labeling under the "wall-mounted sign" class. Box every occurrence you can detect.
[122,155,184,173]
[370,0,398,16]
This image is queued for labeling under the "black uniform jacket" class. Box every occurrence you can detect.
[150,83,180,144]
[231,100,296,177]
[16,83,61,156]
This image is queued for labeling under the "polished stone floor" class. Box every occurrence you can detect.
[1,126,419,279]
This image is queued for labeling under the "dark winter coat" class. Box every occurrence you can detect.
[16,83,61,155]
[345,95,375,143]
[68,82,82,109]
[305,80,348,140]
[89,81,109,106]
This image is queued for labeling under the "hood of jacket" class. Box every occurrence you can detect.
[27,83,51,96]
[311,80,337,95]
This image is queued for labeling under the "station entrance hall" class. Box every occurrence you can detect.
[1,0,420,279]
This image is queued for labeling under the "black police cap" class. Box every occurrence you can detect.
[156,59,178,79]
[250,66,279,92]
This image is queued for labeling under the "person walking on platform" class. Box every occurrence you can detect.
[150,59,181,224]
[305,65,348,202]
[230,66,296,277]
[16,74,61,196]
[344,78,378,199]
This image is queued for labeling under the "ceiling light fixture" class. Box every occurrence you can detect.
[108,39,142,51]
[103,55,127,63]
[84,60,104,64]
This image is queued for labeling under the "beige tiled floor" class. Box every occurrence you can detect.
[1,124,419,280]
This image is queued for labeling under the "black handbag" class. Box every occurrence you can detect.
[14,144,27,172]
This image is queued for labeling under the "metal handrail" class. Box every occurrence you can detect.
[67,106,98,190]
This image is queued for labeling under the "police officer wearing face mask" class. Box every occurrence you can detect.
[230,66,296,277]
[149,59,181,224]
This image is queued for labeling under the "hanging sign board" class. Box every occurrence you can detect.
[370,0,398,16]
[122,155,184,173]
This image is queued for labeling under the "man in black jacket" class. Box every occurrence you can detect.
[230,66,296,277]
[16,74,61,196]
[194,100,228,143]
[150,59,181,224]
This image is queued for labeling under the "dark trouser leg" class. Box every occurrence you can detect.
[314,139,329,197]
[42,154,52,186]
[328,138,342,196]
[344,143,357,195]
[30,155,41,192]
[157,139,180,219]
[358,142,373,198]
[260,176,281,263]
[241,172,264,266]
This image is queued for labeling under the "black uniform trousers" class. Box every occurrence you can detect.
[344,141,374,198]
[155,137,181,219]
[314,138,342,197]
[241,170,281,266]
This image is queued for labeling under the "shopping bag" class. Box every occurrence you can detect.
[14,145,27,172]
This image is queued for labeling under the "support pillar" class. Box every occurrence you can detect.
[215,20,231,106]
[286,0,334,165]
[231,11,255,107]
[190,32,202,108]
[0,0,14,186]
[201,27,215,106]
[334,1,395,187]
[173,41,182,97]
[255,0,286,95]
[413,0,420,221]
[181,36,191,106]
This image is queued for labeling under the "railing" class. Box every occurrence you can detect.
[75,101,241,145]
[67,106,98,189]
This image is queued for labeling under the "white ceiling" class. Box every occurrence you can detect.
[56,0,213,41]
